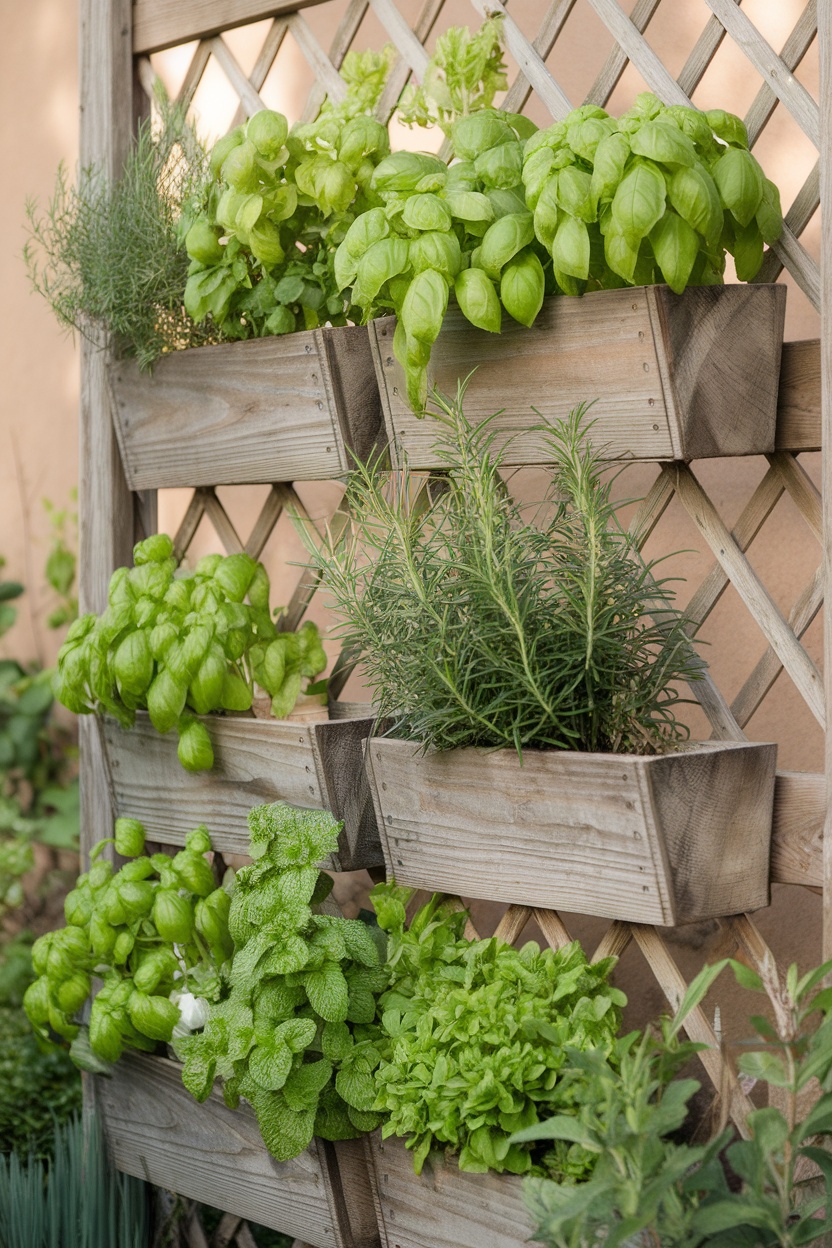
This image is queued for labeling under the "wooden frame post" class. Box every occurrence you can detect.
[820,5,832,958]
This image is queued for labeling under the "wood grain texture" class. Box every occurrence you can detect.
[372,286,784,467]
[101,712,325,851]
[366,739,775,926]
[772,772,824,886]
[98,1054,346,1246]
[133,0,333,54]
[777,339,821,451]
[313,718,384,872]
[820,0,832,958]
[109,326,381,489]
[367,1133,532,1248]
[649,284,785,459]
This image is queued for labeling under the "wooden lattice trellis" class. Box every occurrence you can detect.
[78,0,832,1238]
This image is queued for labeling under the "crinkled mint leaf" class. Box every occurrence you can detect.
[283,1058,333,1111]
[303,961,349,1023]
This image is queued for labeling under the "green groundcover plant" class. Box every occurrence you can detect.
[370,884,624,1177]
[0,1111,149,1248]
[53,533,326,771]
[176,802,388,1161]
[24,819,231,1067]
[516,957,832,1248]
[307,386,700,755]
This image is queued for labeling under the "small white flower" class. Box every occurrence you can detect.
[170,990,209,1037]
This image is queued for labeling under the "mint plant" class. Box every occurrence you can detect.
[176,803,388,1162]
[370,884,625,1176]
[54,533,326,771]
[24,820,230,1068]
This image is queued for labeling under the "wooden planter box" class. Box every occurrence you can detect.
[365,739,777,926]
[370,284,786,465]
[98,1053,379,1248]
[108,325,383,490]
[100,711,383,871]
[366,1133,532,1248]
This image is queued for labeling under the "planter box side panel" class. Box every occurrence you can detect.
[366,742,675,924]
[647,742,776,924]
[109,331,365,490]
[371,291,677,466]
[98,1054,344,1247]
[368,1133,533,1248]
[322,324,386,468]
[651,283,786,460]
[102,713,325,852]
[313,717,384,872]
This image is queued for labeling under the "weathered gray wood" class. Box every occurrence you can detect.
[819,0,832,957]
[100,712,326,850]
[313,718,384,872]
[109,325,382,490]
[366,739,776,926]
[649,284,785,459]
[98,1054,347,1247]
[771,770,824,887]
[133,0,333,54]
[366,1133,532,1248]
[372,286,785,467]
[777,339,821,451]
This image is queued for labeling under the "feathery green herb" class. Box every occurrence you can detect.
[308,387,700,755]
[24,93,217,370]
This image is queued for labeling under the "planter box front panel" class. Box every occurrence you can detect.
[102,711,324,852]
[109,325,382,490]
[368,1134,532,1248]
[99,1054,348,1246]
[371,284,785,465]
[101,712,383,869]
[366,740,775,925]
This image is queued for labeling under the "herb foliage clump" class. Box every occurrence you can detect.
[309,388,699,755]
[24,95,217,370]
[54,533,326,771]
[176,803,388,1162]
[370,884,624,1176]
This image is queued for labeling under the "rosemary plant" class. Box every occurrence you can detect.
[24,93,217,370]
[308,386,700,755]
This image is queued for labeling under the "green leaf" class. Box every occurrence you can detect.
[551,215,590,281]
[611,162,666,246]
[712,147,764,228]
[650,211,700,294]
[355,238,410,303]
[629,121,696,168]
[732,220,764,282]
[669,960,728,1039]
[478,212,535,280]
[335,1063,377,1112]
[668,163,723,246]
[401,193,452,233]
[250,1089,316,1162]
[181,1049,216,1102]
[500,249,545,326]
[400,269,449,346]
[283,1058,333,1111]
[590,133,630,205]
[249,1041,293,1091]
[454,267,501,333]
[303,961,350,1022]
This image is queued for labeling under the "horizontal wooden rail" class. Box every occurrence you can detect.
[133,0,332,54]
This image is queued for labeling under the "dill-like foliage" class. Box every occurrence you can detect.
[308,386,702,755]
[24,95,218,370]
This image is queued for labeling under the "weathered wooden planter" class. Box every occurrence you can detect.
[366,1133,533,1248]
[100,710,383,870]
[370,284,786,465]
[365,738,777,926]
[98,1053,379,1248]
[108,324,383,489]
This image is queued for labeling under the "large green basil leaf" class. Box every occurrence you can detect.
[474,141,524,191]
[555,167,594,222]
[712,147,764,227]
[401,193,453,233]
[410,231,461,278]
[400,268,449,344]
[355,237,410,302]
[454,267,501,333]
[650,211,700,294]
[668,164,723,247]
[500,249,545,327]
[452,111,516,161]
[589,133,630,206]
[611,162,666,245]
[478,212,535,280]
[629,121,696,168]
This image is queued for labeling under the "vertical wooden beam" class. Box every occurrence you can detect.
[820,3,832,957]
[78,0,135,859]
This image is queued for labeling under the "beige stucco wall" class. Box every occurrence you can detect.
[0,1,825,1040]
